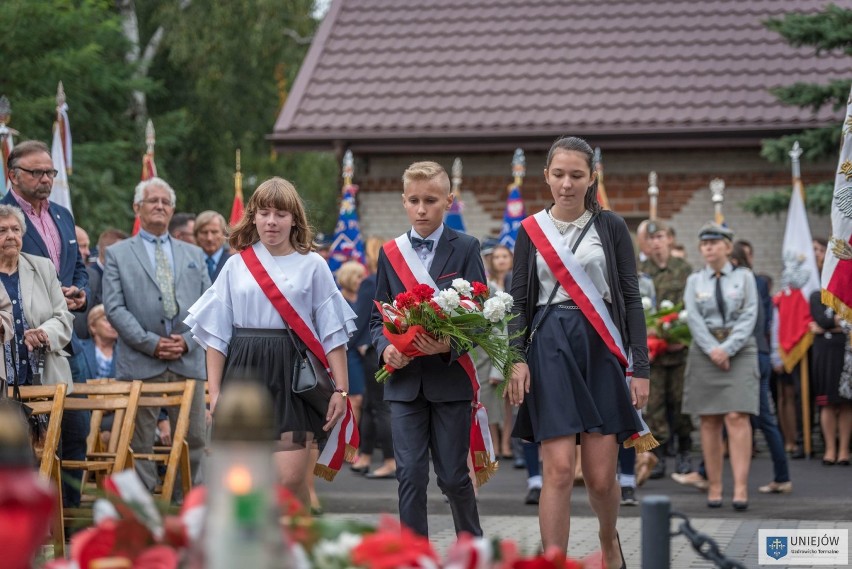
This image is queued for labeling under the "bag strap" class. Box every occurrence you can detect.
[525,211,599,352]
[284,325,308,364]
[9,330,22,401]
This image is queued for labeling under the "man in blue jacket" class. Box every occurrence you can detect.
[4,140,90,506]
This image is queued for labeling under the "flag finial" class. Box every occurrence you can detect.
[55,81,66,109]
[342,149,354,188]
[789,141,802,179]
[512,148,526,183]
[648,171,659,220]
[145,119,156,154]
[452,157,462,191]
[710,178,725,224]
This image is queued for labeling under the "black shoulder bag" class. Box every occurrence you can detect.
[286,326,337,416]
[524,212,598,355]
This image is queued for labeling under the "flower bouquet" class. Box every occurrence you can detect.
[374,279,522,383]
[643,299,691,362]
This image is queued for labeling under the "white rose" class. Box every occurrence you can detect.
[660,299,675,310]
[641,297,653,310]
[678,309,688,321]
[312,532,362,568]
[451,278,473,297]
[483,297,507,323]
[437,289,461,310]
[494,290,514,311]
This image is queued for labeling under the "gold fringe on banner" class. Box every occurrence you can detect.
[822,289,852,325]
[624,432,660,454]
[474,451,499,486]
[780,333,814,374]
[313,463,338,482]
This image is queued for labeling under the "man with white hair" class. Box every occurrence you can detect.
[103,177,210,491]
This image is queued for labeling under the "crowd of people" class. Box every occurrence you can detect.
[2,135,850,568]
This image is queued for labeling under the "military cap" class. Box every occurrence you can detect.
[480,236,500,256]
[698,222,733,241]
[646,219,669,236]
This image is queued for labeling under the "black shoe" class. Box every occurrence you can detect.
[525,487,541,505]
[791,448,806,460]
[616,532,627,569]
[707,499,723,508]
[649,458,666,480]
[620,485,637,506]
[676,453,692,475]
[513,456,527,469]
[350,464,369,474]
[733,501,749,511]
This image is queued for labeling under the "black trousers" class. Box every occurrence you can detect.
[359,348,394,458]
[390,389,482,537]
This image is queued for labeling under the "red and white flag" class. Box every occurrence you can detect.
[773,143,821,372]
[821,85,852,322]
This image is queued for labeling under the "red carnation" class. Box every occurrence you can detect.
[411,284,435,302]
[351,517,438,569]
[472,281,489,298]
[395,292,416,310]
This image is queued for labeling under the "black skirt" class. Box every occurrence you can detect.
[222,328,327,449]
[812,333,849,406]
[513,303,643,444]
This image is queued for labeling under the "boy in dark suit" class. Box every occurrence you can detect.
[370,161,486,537]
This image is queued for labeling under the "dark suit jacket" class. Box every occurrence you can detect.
[73,264,104,340]
[2,191,89,353]
[78,338,117,380]
[209,249,230,282]
[370,226,486,403]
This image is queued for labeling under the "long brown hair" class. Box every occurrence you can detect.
[229,177,314,253]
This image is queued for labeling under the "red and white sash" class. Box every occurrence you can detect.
[241,243,359,480]
[522,211,658,452]
[383,235,498,484]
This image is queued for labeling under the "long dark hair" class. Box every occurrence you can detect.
[545,136,602,214]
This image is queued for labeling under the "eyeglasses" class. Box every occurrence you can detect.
[15,166,59,179]
[141,198,175,207]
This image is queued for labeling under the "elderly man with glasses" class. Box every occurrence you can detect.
[2,139,90,507]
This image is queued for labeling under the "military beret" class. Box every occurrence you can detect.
[698,222,733,242]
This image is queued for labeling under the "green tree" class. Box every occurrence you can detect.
[0,0,150,236]
[742,4,852,216]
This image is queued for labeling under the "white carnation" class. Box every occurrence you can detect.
[432,295,449,311]
[451,278,473,297]
[437,289,460,310]
[312,532,362,569]
[678,309,688,321]
[483,297,507,323]
[494,290,514,311]
[641,296,653,310]
[659,299,675,310]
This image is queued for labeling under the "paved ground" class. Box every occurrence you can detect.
[316,451,852,568]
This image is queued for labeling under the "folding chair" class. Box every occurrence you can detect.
[131,380,198,503]
[9,383,68,555]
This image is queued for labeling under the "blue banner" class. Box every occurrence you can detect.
[498,186,526,250]
[444,197,466,232]
[328,186,365,273]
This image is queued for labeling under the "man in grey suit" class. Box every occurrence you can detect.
[103,177,210,491]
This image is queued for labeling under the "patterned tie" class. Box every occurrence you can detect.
[206,256,216,281]
[410,236,434,252]
[155,239,178,319]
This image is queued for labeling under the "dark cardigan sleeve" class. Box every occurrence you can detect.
[509,227,533,361]
[810,290,837,329]
[609,214,650,378]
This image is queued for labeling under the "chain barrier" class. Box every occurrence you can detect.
[670,511,747,569]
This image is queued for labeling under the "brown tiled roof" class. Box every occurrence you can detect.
[271,0,849,150]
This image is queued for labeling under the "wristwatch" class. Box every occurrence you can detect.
[335,388,348,399]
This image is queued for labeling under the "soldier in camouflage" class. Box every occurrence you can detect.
[638,220,695,478]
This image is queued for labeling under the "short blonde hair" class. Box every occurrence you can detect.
[402,161,450,193]
[336,261,365,292]
[229,177,314,254]
[87,304,106,332]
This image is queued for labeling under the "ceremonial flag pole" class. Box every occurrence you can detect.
[230,149,245,226]
[50,82,73,212]
[327,149,365,273]
[594,147,611,210]
[774,141,821,457]
[647,172,659,220]
[133,120,158,235]
[498,148,527,250]
[0,96,18,195]
[821,85,852,322]
[444,157,466,232]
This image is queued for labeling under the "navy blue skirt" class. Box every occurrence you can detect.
[512,303,643,444]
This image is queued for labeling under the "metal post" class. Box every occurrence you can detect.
[641,495,671,569]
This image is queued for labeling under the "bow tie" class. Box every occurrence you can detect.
[410,236,434,252]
